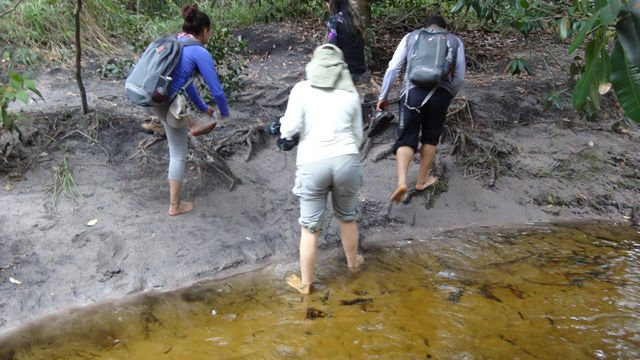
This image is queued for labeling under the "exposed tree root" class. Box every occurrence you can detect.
[213,124,267,162]
[372,145,395,163]
[189,137,241,190]
[443,98,517,187]
[402,161,448,206]
[127,136,165,164]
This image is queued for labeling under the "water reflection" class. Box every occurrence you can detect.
[1,221,639,359]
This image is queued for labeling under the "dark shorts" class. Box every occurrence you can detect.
[394,87,453,152]
[351,72,365,85]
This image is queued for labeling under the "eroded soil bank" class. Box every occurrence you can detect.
[1,23,639,335]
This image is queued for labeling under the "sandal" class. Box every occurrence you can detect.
[389,184,408,203]
[416,176,438,191]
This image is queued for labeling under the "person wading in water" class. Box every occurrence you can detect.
[280,44,365,294]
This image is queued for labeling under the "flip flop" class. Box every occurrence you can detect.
[416,176,438,191]
[389,184,408,203]
[286,274,311,295]
[189,121,217,137]
[368,111,395,138]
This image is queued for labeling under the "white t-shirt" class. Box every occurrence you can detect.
[280,81,363,165]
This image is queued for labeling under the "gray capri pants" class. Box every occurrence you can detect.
[148,103,188,182]
[292,154,363,232]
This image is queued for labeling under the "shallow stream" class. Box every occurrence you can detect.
[1,221,639,359]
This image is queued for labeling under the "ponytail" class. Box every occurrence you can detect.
[181,4,211,36]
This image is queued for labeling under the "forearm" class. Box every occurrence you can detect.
[378,35,408,101]
[186,83,207,112]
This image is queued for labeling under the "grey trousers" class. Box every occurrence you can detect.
[292,154,363,232]
[149,104,188,182]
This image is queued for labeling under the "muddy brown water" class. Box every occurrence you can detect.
[1,221,639,359]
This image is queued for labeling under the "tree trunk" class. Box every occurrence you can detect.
[74,0,89,114]
[349,0,371,30]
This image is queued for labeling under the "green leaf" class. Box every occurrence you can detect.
[594,0,608,10]
[569,12,599,54]
[23,79,43,99]
[573,46,598,109]
[615,5,640,65]
[520,0,530,9]
[611,41,640,123]
[600,0,623,24]
[8,77,21,90]
[16,91,29,104]
[9,72,22,83]
[451,0,466,13]
[599,48,610,83]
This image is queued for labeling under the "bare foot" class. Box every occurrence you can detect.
[169,201,194,216]
[389,183,408,203]
[189,120,217,137]
[416,176,438,191]
[348,254,365,273]
[286,274,311,295]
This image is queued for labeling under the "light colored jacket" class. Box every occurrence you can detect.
[280,80,363,165]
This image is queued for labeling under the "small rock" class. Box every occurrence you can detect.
[87,219,98,226]
[9,277,22,285]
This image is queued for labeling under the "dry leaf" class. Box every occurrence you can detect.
[4,183,13,191]
[598,83,611,95]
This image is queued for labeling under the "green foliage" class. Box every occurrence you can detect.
[253,0,325,23]
[451,0,544,38]
[452,0,640,123]
[49,152,79,209]
[96,58,135,80]
[1,46,40,73]
[504,57,534,76]
[0,72,43,139]
[202,27,248,100]
[545,88,569,110]
[611,41,640,123]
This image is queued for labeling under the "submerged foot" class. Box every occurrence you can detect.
[286,274,311,295]
[189,120,217,137]
[169,201,194,216]
[389,184,408,203]
[415,176,438,191]
[348,254,365,273]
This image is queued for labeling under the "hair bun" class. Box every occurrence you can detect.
[182,4,199,21]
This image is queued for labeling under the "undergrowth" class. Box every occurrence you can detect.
[49,152,79,209]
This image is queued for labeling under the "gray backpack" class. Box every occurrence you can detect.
[405,29,453,110]
[125,36,201,107]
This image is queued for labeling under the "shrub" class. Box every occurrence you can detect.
[0,72,42,140]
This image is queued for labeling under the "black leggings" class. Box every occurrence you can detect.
[394,87,452,152]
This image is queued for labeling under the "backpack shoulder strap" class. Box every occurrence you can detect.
[172,37,204,95]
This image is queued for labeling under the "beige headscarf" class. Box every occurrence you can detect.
[305,44,355,92]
